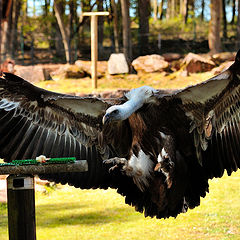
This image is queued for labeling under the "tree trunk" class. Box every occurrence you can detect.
[138,0,150,56]
[153,0,158,21]
[201,0,204,21]
[1,21,9,62]
[183,0,188,23]
[0,0,2,65]
[54,0,71,63]
[159,0,164,20]
[97,0,104,58]
[237,0,240,47]
[44,0,50,16]
[222,0,227,39]
[120,0,132,61]
[111,0,119,52]
[208,0,221,53]
[9,0,22,59]
[1,0,13,61]
[231,0,236,24]
[166,0,171,19]
[171,0,175,18]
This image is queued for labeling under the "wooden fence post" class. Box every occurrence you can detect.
[82,12,109,89]
[0,158,88,240]
[7,175,36,240]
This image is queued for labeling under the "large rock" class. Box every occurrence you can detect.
[132,54,169,74]
[14,65,54,83]
[211,61,234,75]
[212,52,236,64]
[75,60,107,77]
[162,53,182,62]
[108,53,129,75]
[51,64,86,79]
[181,52,215,73]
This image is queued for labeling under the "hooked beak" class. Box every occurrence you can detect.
[102,113,111,125]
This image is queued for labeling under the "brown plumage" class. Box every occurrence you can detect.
[0,50,240,219]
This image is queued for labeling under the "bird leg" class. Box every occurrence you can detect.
[155,134,176,189]
[155,153,175,188]
[103,157,128,172]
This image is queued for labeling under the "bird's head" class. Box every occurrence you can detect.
[102,105,128,125]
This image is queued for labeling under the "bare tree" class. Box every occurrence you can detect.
[231,0,236,24]
[159,0,164,20]
[9,0,22,58]
[54,0,71,63]
[237,0,240,47]
[153,0,158,21]
[201,0,204,21]
[208,0,221,53]
[138,0,150,55]
[222,0,227,39]
[111,0,119,52]
[167,0,176,19]
[120,0,132,61]
[97,0,104,55]
[181,0,189,23]
[1,0,12,61]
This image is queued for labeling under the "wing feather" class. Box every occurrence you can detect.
[0,73,117,161]
[165,54,240,179]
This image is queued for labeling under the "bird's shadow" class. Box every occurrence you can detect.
[36,202,139,227]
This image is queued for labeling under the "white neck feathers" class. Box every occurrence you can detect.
[118,86,157,120]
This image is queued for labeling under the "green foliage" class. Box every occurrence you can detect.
[150,17,209,40]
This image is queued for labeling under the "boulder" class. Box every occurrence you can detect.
[132,54,169,74]
[14,65,53,83]
[75,60,108,77]
[211,61,234,75]
[108,53,129,75]
[212,52,236,64]
[52,64,86,79]
[162,53,182,62]
[181,52,215,73]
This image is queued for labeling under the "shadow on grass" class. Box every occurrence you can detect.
[37,202,88,212]
[36,202,139,227]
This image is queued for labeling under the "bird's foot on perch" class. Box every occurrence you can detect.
[103,157,128,172]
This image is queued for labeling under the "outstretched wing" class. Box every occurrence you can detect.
[0,72,114,161]
[167,50,240,179]
[0,72,134,191]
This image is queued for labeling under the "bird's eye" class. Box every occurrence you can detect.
[113,109,119,114]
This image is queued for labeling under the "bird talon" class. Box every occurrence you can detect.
[103,157,128,172]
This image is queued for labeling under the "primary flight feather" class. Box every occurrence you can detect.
[0,50,240,219]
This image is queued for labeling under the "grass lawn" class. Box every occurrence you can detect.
[36,71,214,95]
[0,171,239,240]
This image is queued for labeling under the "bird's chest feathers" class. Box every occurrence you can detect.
[128,112,164,158]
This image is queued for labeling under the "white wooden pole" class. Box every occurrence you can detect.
[91,15,98,89]
[82,12,109,89]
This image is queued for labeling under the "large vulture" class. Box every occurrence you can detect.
[0,50,240,219]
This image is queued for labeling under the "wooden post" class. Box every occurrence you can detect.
[0,158,88,240]
[91,15,98,89]
[82,12,109,89]
[0,0,2,68]
[7,175,36,240]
